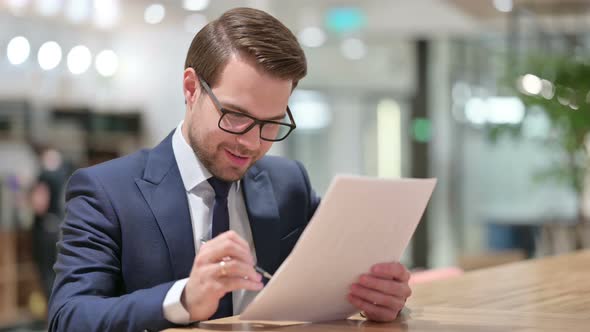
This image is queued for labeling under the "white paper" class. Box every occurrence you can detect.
[240,175,437,322]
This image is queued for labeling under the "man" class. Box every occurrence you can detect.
[48,7,411,332]
[30,147,70,301]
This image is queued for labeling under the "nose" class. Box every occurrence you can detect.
[235,124,261,151]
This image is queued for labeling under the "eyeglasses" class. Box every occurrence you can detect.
[199,77,296,142]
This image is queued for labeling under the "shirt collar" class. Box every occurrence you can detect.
[172,121,240,192]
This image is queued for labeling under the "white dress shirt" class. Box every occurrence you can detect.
[163,122,260,324]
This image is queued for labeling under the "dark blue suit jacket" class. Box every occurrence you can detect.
[48,132,320,332]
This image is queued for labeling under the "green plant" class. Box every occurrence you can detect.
[490,55,590,220]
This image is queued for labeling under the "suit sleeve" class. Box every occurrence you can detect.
[48,169,178,332]
[294,160,321,221]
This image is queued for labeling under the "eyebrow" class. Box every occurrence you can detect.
[220,101,286,121]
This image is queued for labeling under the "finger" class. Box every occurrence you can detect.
[347,294,399,322]
[198,274,264,300]
[217,230,251,253]
[198,239,255,265]
[214,260,262,282]
[350,283,401,310]
[204,230,251,257]
[210,232,254,262]
[370,262,410,282]
[358,274,412,299]
[222,276,265,293]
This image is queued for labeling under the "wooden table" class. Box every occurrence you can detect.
[166,250,590,331]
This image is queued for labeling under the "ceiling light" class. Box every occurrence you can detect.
[493,0,513,13]
[340,38,367,60]
[95,49,119,77]
[7,36,31,65]
[298,27,326,48]
[540,79,554,100]
[93,0,120,29]
[35,0,62,17]
[519,74,542,95]
[6,0,30,15]
[38,41,62,71]
[67,45,92,75]
[144,3,165,25]
[65,0,90,23]
[183,0,209,11]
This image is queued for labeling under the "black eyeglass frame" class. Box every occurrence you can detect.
[198,77,296,142]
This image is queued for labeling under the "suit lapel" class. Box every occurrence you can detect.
[136,133,195,280]
[135,133,281,279]
[243,164,281,274]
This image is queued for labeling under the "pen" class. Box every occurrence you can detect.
[200,239,273,280]
[254,266,273,280]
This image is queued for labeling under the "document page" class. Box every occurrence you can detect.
[240,175,436,322]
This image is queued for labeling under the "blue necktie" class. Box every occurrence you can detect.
[207,177,233,319]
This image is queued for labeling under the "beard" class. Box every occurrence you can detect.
[188,126,257,182]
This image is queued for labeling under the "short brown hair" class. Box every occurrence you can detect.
[184,7,307,89]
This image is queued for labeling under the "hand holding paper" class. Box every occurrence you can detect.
[240,176,436,322]
[348,262,412,322]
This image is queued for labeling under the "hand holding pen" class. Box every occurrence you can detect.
[200,238,273,280]
[181,231,265,321]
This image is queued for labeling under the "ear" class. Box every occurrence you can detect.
[183,68,200,105]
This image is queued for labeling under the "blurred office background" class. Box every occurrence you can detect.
[1,0,590,330]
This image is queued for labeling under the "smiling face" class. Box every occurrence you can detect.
[182,55,293,182]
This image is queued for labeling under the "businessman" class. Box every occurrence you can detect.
[48,7,412,332]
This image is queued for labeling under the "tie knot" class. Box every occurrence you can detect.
[208,177,232,199]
